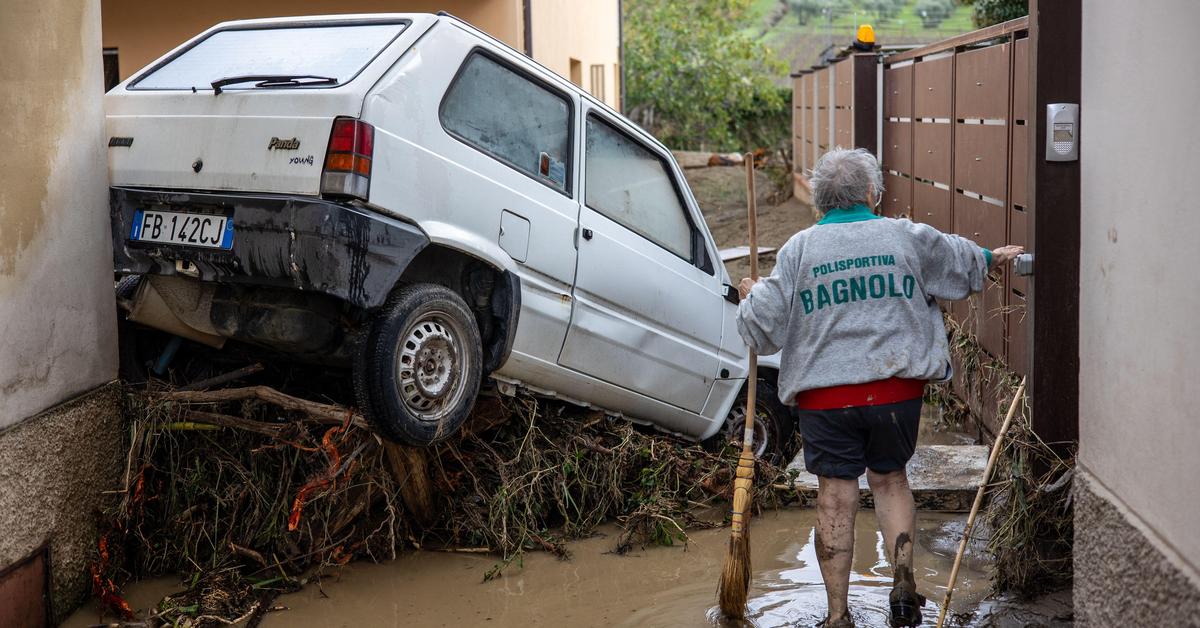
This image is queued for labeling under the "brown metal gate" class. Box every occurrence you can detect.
[791,10,1080,443]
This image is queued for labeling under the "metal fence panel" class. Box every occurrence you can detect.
[883,120,912,174]
[981,274,1007,360]
[913,181,952,233]
[955,123,1009,200]
[835,60,853,107]
[883,172,911,218]
[884,65,912,118]
[835,108,852,147]
[914,56,953,119]
[953,194,1007,250]
[913,122,952,184]
[954,43,1011,120]
[1012,38,1030,122]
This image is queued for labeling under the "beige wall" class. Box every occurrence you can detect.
[0,0,117,428]
[0,1,126,619]
[1079,0,1200,578]
[101,1,621,110]
[101,0,525,82]
[530,0,621,110]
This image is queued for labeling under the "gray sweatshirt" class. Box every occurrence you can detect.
[736,204,990,405]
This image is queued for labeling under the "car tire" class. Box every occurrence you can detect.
[354,283,483,446]
[723,378,797,466]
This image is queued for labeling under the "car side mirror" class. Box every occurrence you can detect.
[723,283,740,305]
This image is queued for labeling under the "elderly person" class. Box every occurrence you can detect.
[736,147,1022,628]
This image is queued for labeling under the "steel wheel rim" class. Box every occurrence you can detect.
[395,310,470,422]
[725,405,770,458]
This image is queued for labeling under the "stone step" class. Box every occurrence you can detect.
[783,444,990,512]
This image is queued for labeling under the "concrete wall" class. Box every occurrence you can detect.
[530,0,621,110]
[1,1,118,429]
[0,0,125,620]
[1077,0,1200,619]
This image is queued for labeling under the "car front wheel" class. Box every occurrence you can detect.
[723,378,796,465]
[354,283,483,446]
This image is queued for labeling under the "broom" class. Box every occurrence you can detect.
[717,153,760,619]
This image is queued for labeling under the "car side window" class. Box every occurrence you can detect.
[440,51,572,193]
[584,115,694,260]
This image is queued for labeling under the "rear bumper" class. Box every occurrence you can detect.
[111,187,428,309]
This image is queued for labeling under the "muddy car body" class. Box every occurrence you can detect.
[107,13,789,455]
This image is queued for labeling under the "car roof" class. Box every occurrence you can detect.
[198,12,671,155]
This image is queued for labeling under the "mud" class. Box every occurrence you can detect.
[66,509,993,628]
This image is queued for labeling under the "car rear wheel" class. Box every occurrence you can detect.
[354,283,483,446]
[723,379,796,466]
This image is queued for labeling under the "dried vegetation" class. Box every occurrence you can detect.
[89,375,791,626]
[930,311,1076,597]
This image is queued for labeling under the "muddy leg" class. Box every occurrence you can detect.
[816,476,859,621]
[867,468,915,587]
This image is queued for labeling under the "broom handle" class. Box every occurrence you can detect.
[743,155,758,449]
[934,377,1027,628]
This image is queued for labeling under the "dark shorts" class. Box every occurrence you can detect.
[797,398,921,480]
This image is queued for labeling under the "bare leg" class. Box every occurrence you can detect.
[867,469,916,587]
[816,476,860,622]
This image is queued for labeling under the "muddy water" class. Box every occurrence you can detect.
[65,509,990,627]
[270,510,987,627]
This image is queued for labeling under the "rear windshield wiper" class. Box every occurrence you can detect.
[210,74,338,95]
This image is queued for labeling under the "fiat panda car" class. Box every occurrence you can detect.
[107,13,792,459]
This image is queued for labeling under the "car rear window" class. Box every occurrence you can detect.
[129,21,408,90]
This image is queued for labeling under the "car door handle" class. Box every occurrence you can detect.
[581,228,593,240]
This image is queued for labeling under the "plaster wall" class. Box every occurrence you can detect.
[1078,0,1200,585]
[0,385,125,622]
[100,0,525,84]
[0,0,118,428]
[529,0,621,110]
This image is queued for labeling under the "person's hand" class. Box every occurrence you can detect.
[991,245,1025,268]
[738,277,757,300]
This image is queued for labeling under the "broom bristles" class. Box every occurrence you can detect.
[718,467,756,619]
[718,526,752,618]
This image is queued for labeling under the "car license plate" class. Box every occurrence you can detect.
[131,209,233,250]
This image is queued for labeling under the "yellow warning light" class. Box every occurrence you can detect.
[857,24,876,45]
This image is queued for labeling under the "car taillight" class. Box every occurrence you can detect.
[321,117,374,200]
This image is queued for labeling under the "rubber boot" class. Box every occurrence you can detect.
[889,566,926,627]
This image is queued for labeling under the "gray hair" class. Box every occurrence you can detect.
[809,147,884,214]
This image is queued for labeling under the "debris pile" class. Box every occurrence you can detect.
[92,377,789,626]
[930,312,1075,597]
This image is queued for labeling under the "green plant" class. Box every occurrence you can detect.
[916,0,956,28]
[624,0,790,151]
[970,0,1028,28]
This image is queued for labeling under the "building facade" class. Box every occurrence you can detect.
[0,1,125,624]
[1076,0,1200,622]
[100,0,622,110]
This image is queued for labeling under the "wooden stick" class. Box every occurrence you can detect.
[177,363,264,391]
[161,385,368,428]
[743,152,759,448]
[935,377,1027,627]
[716,154,762,620]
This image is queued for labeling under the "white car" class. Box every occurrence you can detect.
[107,13,792,459]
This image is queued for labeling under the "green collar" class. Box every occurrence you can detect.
[817,204,882,225]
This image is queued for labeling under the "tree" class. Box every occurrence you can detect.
[787,0,824,25]
[861,0,905,23]
[916,0,955,28]
[623,0,789,151]
[971,0,1028,27]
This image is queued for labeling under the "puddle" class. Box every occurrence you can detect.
[66,509,991,627]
